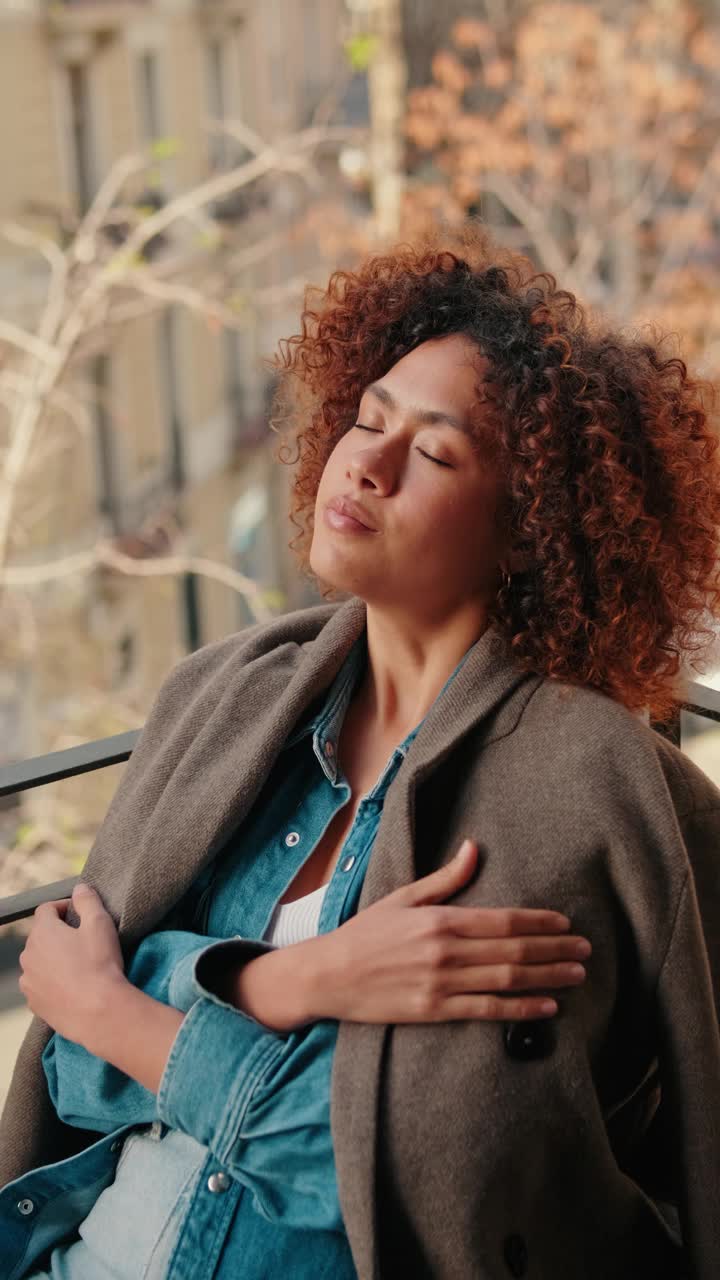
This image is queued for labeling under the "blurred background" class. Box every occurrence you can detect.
[1,0,720,1099]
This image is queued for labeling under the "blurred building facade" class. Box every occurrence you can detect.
[0,0,352,785]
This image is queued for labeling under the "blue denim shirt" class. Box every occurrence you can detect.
[1,634,469,1280]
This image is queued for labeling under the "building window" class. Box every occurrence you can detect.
[205,39,229,170]
[158,309,185,494]
[67,64,96,214]
[91,353,121,534]
[136,50,163,144]
[228,481,277,627]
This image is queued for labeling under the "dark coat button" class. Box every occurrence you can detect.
[503,1233,528,1277]
[504,1019,556,1061]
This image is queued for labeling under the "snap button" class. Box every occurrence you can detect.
[503,1233,528,1276]
[324,741,335,758]
[504,1020,556,1062]
[207,1171,230,1194]
[285,832,300,847]
[341,855,355,872]
[17,1198,35,1216]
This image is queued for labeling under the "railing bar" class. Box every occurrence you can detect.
[0,729,140,798]
[0,877,80,927]
[685,680,720,718]
[682,702,720,726]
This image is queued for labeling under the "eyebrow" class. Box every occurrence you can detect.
[365,382,474,438]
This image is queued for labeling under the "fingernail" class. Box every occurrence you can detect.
[74,883,92,895]
[457,840,472,857]
[540,1000,558,1014]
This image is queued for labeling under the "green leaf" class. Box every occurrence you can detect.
[150,137,181,160]
[259,589,286,611]
[344,33,379,72]
[197,229,222,249]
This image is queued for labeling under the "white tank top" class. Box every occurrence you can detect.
[263,881,330,946]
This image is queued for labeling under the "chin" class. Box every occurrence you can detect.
[309,538,384,604]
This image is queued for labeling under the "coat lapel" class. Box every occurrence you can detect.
[331,623,541,1279]
[361,620,541,902]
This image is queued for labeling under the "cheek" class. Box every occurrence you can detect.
[411,487,501,554]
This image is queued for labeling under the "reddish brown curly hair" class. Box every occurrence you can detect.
[270,224,720,723]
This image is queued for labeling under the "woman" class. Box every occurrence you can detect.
[2,228,720,1280]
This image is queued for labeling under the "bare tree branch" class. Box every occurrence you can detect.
[0,543,274,622]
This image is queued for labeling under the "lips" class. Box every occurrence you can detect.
[326,495,377,531]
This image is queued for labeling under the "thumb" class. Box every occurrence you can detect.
[403,840,478,907]
[71,882,101,918]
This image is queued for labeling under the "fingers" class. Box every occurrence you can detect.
[400,840,479,906]
[437,994,559,1022]
[447,960,586,994]
[33,899,71,921]
[445,933,591,966]
[434,905,572,938]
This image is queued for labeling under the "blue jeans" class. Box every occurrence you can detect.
[28,1126,207,1279]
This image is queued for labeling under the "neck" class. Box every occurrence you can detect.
[358,599,491,738]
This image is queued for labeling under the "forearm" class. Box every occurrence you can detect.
[43,929,232,1128]
[202,936,327,1031]
[83,979,185,1095]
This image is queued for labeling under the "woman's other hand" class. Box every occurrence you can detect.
[232,840,592,1031]
[18,883,127,1047]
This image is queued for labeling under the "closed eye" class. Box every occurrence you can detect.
[352,423,453,468]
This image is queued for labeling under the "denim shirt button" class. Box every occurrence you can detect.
[207,1172,230,1194]
[17,1198,35,1216]
[341,856,355,872]
[324,741,335,759]
[285,832,300,847]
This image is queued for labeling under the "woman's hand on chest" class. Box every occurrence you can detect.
[237,839,592,1031]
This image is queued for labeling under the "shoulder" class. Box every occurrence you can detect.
[523,677,720,820]
[153,601,343,706]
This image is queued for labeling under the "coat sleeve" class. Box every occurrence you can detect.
[654,803,720,1279]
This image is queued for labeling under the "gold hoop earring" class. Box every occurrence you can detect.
[501,567,512,592]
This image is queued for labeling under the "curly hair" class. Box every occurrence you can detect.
[270,223,720,723]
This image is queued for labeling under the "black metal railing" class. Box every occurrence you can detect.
[1,680,720,927]
[0,731,139,926]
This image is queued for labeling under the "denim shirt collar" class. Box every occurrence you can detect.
[283,632,368,783]
[283,629,472,785]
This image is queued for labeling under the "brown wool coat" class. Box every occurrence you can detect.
[1,597,720,1279]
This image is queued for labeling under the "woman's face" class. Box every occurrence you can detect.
[310,334,510,620]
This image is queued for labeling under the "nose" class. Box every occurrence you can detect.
[346,438,398,495]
